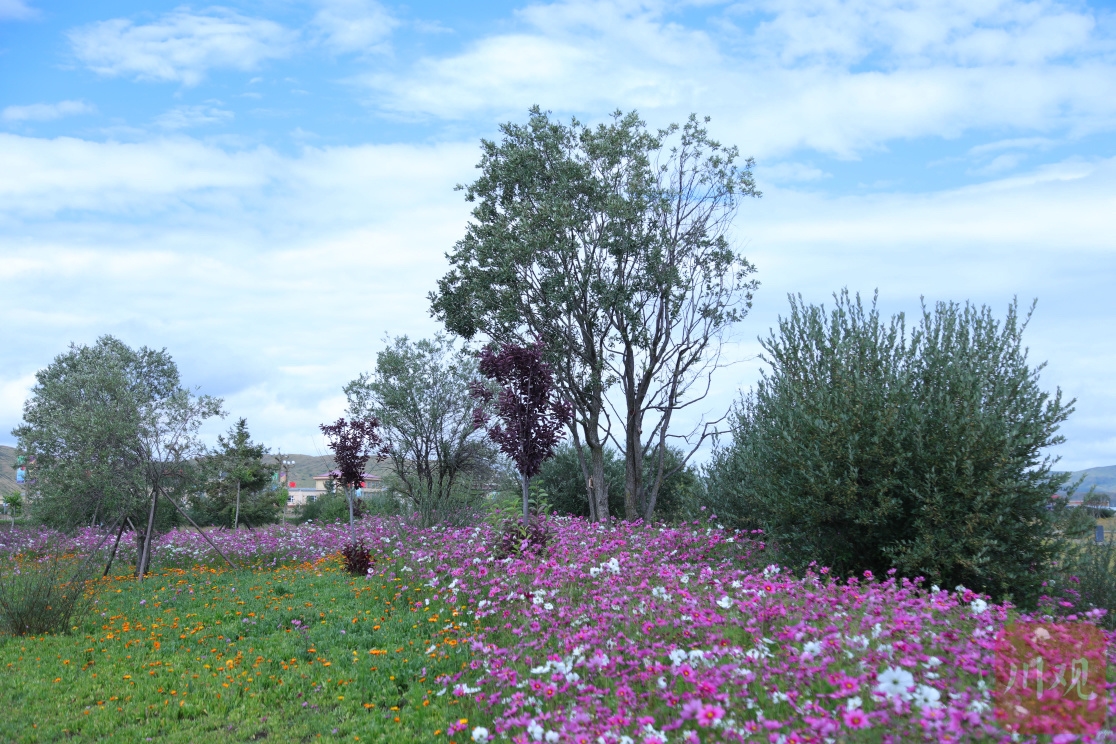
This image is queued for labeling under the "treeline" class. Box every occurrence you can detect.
[9,106,1097,611]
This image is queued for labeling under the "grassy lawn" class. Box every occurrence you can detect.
[0,556,480,743]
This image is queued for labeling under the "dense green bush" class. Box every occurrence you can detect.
[705,291,1080,607]
[297,492,359,524]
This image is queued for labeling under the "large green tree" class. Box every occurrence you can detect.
[194,418,280,529]
[13,336,224,578]
[344,336,495,526]
[705,291,1084,606]
[431,107,758,522]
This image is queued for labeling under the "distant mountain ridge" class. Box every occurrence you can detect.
[1067,465,1116,495]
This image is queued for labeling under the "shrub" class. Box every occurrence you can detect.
[297,492,363,524]
[340,541,373,576]
[0,551,96,636]
[705,292,1075,608]
[493,513,553,557]
[1046,538,1116,629]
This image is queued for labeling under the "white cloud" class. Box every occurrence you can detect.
[0,0,35,20]
[2,100,95,123]
[0,374,35,428]
[68,7,298,86]
[364,0,1116,159]
[758,161,829,184]
[0,128,1113,468]
[154,104,234,130]
[311,0,397,54]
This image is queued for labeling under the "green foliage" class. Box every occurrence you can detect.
[193,418,281,528]
[538,443,699,521]
[2,491,21,521]
[0,564,478,741]
[13,335,223,534]
[705,291,1074,607]
[344,336,495,527]
[431,108,759,523]
[1056,538,1116,629]
[296,492,356,525]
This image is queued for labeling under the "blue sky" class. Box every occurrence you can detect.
[1,0,1114,469]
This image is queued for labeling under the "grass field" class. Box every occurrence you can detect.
[0,557,480,743]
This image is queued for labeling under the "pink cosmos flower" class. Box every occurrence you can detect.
[696,704,725,727]
[680,698,704,719]
[842,709,871,729]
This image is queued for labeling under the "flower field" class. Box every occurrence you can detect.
[1,516,1114,743]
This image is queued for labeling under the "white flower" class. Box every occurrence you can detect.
[680,574,690,584]
[970,598,989,615]
[688,649,705,664]
[669,649,688,666]
[606,557,621,574]
[657,676,667,689]
[912,684,941,708]
[619,737,634,744]
[875,667,915,699]
[543,602,553,611]
[846,696,863,711]
[802,640,822,657]
[717,596,734,609]
[527,721,545,741]
[731,580,742,589]
[931,584,940,593]
[544,733,560,743]
[589,567,601,577]
[472,726,490,743]
[924,656,942,668]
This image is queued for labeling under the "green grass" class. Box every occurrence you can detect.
[0,556,480,743]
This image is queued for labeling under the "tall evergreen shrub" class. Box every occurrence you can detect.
[706,291,1082,606]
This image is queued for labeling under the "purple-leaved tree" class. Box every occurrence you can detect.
[319,417,387,533]
[471,341,572,524]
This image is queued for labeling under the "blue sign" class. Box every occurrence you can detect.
[15,467,26,484]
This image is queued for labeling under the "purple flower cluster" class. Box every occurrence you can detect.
[5,517,1114,741]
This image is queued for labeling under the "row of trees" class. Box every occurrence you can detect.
[11,336,297,576]
[10,107,1088,609]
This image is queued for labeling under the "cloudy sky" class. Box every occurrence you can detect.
[1,0,1114,469]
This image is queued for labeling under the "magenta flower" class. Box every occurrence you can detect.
[696,704,724,727]
[843,709,871,729]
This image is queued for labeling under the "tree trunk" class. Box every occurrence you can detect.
[104,520,127,578]
[591,447,609,522]
[570,427,596,522]
[234,480,241,530]
[137,489,158,580]
[161,491,238,569]
[347,485,355,534]
[522,473,529,525]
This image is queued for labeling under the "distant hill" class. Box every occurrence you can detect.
[0,445,16,495]
[274,454,392,487]
[1068,465,1116,496]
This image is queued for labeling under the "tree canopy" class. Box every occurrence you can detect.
[13,335,223,577]
[704,291,1082,606]
[195,418,280,529]
[472,341,571,522]
[431,107,758,522]
[344,336,495,526]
